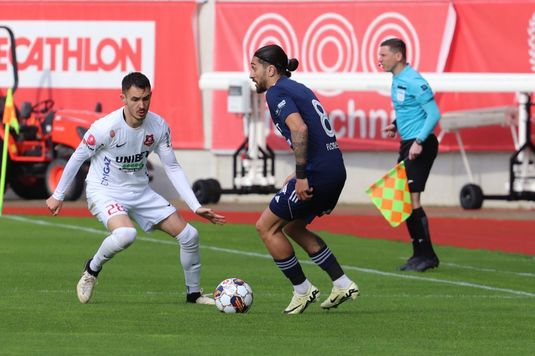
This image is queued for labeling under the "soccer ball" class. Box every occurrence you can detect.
[213,278,253,313]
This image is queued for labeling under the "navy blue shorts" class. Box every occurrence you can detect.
[269,173,345,224]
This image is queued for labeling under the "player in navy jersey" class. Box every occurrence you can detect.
[380,38,441,272]
[250,44,359,314]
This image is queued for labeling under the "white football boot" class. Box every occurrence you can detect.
[320,281,359,310]
[76,271,97,304]
[187,289,215,305]
[283,284,320,314]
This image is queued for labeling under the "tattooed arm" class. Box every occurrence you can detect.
[285,112,313,201]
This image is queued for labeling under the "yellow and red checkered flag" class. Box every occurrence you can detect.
[2,88,19,134]
[1,87,19,215]
[366,161,412,227]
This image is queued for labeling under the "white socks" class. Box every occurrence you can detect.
[90,227,137,272]
[294,279,312,295]
[333,275,352,289]
[176,224,201,294]
[88,224,202,296]
[293,276,351,294]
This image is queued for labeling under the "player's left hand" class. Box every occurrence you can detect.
[195,207,226,225]
[296,178,313,201]
[408,141,423,160]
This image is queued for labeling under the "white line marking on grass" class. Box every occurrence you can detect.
[5,215,535,298]
[442,261,535,278]
[4,215,110,236]
[398,257,535,278]
[339,265,535,297]
[365,294,529,299]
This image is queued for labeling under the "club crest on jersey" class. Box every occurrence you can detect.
[110,130,116,138]
[144,134,154,146]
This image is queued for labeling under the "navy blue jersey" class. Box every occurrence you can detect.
[266,77,346,223]
[266,76,344,179]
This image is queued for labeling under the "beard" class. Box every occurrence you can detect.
[254,79,268,93]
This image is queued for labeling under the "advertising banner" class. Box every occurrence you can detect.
[0,1,203,148]
[439,0,535,150]
[212,1,456,151]
[212,0,535,152]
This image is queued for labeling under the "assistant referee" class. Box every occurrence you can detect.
[379,38,441,272]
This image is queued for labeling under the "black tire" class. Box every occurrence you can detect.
[205,178,222,204]
[192,179,212,205]
[9,170,48,199]
[45,158,86,201]
[460,183,484,209]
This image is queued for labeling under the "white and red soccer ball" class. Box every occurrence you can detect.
[213,278,253,313]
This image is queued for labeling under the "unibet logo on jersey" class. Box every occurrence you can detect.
[116,151,149,172]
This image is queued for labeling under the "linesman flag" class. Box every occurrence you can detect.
[1,88,19,216]
[366,161,412,227]
[2,88,19,134]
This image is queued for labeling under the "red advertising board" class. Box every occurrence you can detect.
[3,1,534,152]
[439,0,535,151]
[212,0,535,152]
[0,1,203,148]
[212,0,456,151]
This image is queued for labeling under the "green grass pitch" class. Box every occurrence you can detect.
[1,215,534,355]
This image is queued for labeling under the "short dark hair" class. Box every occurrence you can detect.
[122,72,151,93]
[380,38,406,60]
[253,44,299,77]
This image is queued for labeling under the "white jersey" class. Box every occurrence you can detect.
[53,107,201,212]
[83,108,164,190]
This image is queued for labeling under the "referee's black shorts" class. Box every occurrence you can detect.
[397,134,438,193]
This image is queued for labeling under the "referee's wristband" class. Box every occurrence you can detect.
[295,164,307,179]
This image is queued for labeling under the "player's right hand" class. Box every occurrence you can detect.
[46,196,63,216]
[296,178,313,201]
[383,123,397,138]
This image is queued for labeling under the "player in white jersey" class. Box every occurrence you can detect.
[45,72,226,305]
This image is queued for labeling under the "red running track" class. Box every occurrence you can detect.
[4,206,535,256]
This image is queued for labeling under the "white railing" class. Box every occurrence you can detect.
[200,72,535,92]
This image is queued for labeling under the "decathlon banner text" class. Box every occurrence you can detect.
[0,1,203,149]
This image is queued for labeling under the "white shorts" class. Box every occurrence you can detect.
[86,186,176,232]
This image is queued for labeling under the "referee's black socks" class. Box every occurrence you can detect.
[406,207,437,258]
